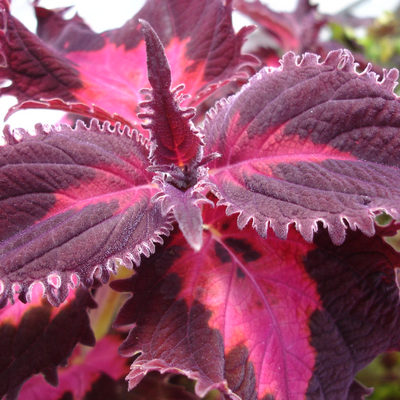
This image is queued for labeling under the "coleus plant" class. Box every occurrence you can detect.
[1,0,400,399]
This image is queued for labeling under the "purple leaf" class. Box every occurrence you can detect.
[111,203,400,399]
[0,1,81,104]
[204,49,400,245]
[152,171,213,251]
[0,285,96,400]
[105,0,258,106]
[0,119,172,307]
[0,0,258,127]
[17,334,127,400]
[138,20,202,167]
[137,22,219,251]
[1,2,400,398]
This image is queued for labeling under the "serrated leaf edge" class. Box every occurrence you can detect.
[0,213,175,308]
[5,98,138,130]
[0,118,175,308]
[2,117,151,149]
[203,49,400,245]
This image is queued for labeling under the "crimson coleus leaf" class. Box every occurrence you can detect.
[0,119,172,307]
[0,0,258,126]
[0,0,132,127]
[204,49,400,245]
[0,1,81,103]
[111,203,400,400]
[0,285,96,400]
[17,334,127,400]
[138,20,202,167]
[136,20,217,251]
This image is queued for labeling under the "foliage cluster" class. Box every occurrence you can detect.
[1,0,400,399]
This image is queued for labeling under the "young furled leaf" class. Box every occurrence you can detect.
[152,170,214,251]
[0,0,258,127]
[138,20,202,168]
[0,119,172,307]
[204,50,400,245]
[138,21,214,251]
[111,203,400,400]
[0,285,96,400]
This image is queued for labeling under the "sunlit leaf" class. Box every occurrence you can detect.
[0,119,172,307]
[111,204,400,399]
[204,49,400,245]
[0,0,258,127]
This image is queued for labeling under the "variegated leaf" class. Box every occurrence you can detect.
[0,119,171,307]
[203,50,400,245]
[111,203,400,399]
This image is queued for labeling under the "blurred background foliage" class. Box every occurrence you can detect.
[357,353,400,400]
[330,5,400,87]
